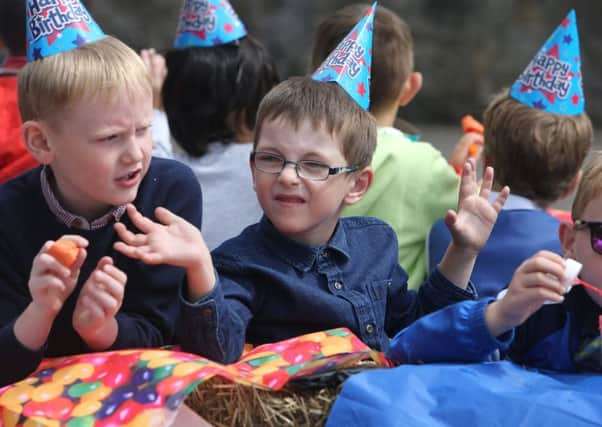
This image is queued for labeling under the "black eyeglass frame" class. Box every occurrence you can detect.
[574,219,602,255]
[250,151,359,181]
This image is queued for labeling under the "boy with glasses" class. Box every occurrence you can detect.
[114,6,508,363]
[116,77,508,363]
[310,4,470,291]
[389,151,602,373]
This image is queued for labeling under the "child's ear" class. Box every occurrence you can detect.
[344,166,374,205]
[398,71,423,107]
[22,120,53,164]
[559,221,576,257]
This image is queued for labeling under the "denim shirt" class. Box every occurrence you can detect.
[178,216,476,363]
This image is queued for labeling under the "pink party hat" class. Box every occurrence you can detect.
[312,2,376,110]
[26,0,105,62]
[174,0,247,48]
[509,9,584,115]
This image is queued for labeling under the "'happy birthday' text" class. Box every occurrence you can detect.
[27,0,91,42]
[179,0,216,33]
[517,54,573,98]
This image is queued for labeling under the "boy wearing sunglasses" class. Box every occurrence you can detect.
[114,76,509,363]
[505,152,602,371]
[389,152,602,373]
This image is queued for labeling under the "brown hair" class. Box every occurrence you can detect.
[310,4,413,116]
[483,89,592,207]
[572,152,602,220]
[254,77,376,168]
[18,36,151,122]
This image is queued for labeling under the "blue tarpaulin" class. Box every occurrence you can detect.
[326,361,602,426]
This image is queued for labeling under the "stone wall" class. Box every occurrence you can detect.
[87,0,602,124]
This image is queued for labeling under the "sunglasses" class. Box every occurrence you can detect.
[574,220,602,255]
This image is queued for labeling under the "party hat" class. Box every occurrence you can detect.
[26,0,105,62]
[312,2,376,110]
[174,0,247,48]
[509,9,584,115]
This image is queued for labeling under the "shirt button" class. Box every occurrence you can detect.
[321,250,329,258]
[365,323,375,335]
[202,308,213,318]
[334,281,343,290]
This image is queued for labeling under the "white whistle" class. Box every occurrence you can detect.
[497,258,582,304]
[562,258,582,293]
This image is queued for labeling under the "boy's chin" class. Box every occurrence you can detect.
[113,188,140,207]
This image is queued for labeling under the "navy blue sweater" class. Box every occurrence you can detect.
[0,158,202,386]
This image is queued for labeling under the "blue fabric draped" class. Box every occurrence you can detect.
[326,361,602,426]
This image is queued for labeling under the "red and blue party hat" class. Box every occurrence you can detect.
[174,0,247,48]
[312,2,376,110]
[509,9,584,115]
[26,0,105,62]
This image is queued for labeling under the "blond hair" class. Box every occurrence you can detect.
[572,152,602,220]
[254,77,376,168]
[18,36,151,122]
[483,89,592,207]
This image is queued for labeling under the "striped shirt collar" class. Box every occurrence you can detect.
[40,166,126,230]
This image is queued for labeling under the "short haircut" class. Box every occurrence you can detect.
[0,0,26,55]
[572,151,602,220]
[18,36,151,122]
[310,4,413,116]
[254,77,376,169]
[483,89,592,207]
[162,36,280,157]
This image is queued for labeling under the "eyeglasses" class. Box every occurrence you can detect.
[574,219,602,255]
[250,151,358,181]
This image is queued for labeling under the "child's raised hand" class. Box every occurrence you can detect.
[114,204,206,269]
[29,235,87,317]
[485,251,566,337]
[140,48,166,110]
[445,158,509,254]
[72,256,126,348]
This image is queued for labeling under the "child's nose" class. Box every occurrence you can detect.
[278,162,300,183]
[123,135,144,163]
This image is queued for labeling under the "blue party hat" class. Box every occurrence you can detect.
[509,9,584,115]
[174,0,247,48]
[26,0,105,62]
[312,2,376,110]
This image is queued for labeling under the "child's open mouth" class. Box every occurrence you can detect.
[275,194,305,205]
[117,169,141,186]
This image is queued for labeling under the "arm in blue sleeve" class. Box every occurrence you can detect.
[416,266,478,313]
[386,266,477,337]
[177,274,248,364]
[0,320,45,386]
[387,299,513,364]
[0,252,45,386]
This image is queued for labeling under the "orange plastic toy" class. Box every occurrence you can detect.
[461,115,484,134]
[461,115,484,157]
[48,239,79,267]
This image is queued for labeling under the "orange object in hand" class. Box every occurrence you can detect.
[461,115,484,135]
[461,115,484,158]
[48,239,79,267]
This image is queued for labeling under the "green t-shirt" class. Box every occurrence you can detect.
[343,127,459,290]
